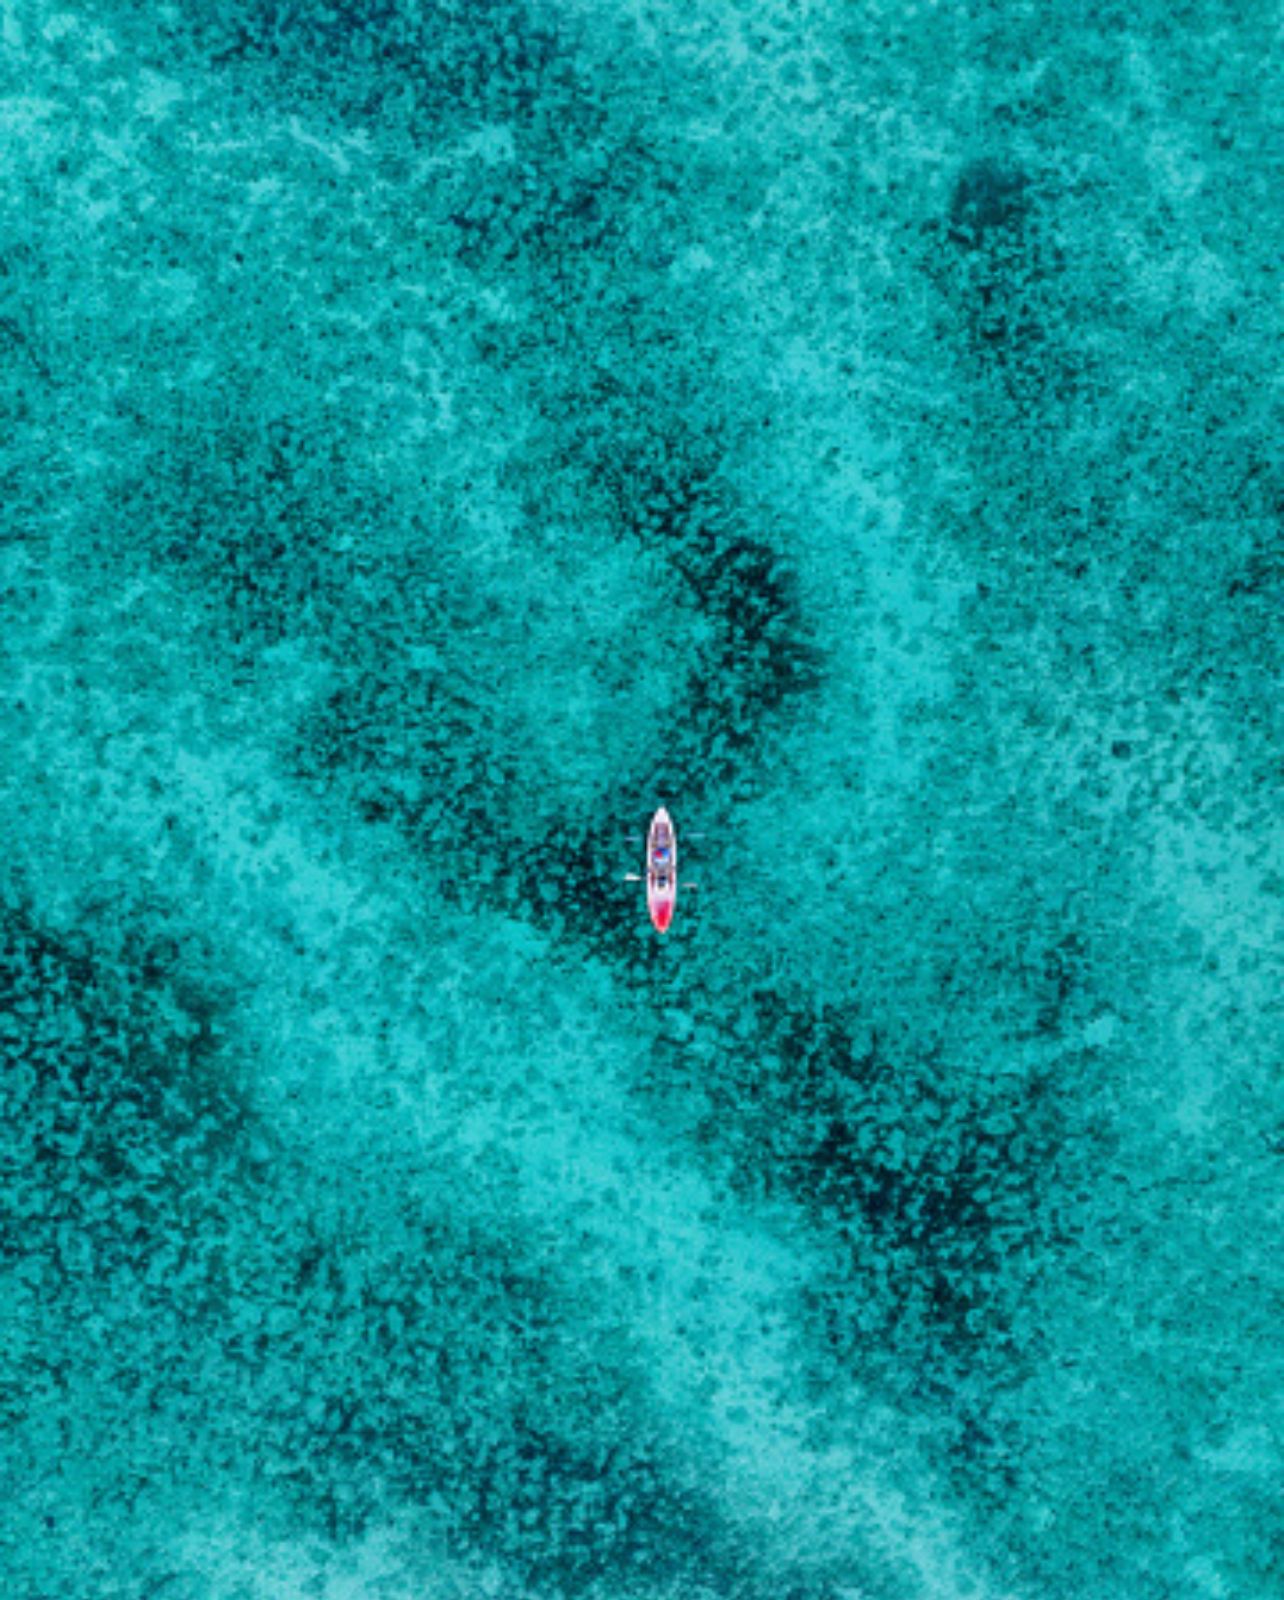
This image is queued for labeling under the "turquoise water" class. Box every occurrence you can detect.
[3,2,1281,1595]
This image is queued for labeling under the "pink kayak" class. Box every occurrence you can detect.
[647,807,677,933]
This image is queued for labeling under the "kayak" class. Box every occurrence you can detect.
[647,807,677,933]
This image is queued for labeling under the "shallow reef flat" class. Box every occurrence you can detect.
[2,1,1281,1596]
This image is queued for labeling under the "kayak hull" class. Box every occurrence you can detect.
[646,808,677,934]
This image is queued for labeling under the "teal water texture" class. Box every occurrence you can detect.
[2,1,1281,1596]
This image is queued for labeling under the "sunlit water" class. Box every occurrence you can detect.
[3,3,1281,1596]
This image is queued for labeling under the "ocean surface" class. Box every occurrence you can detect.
[3,2,1281,1596]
